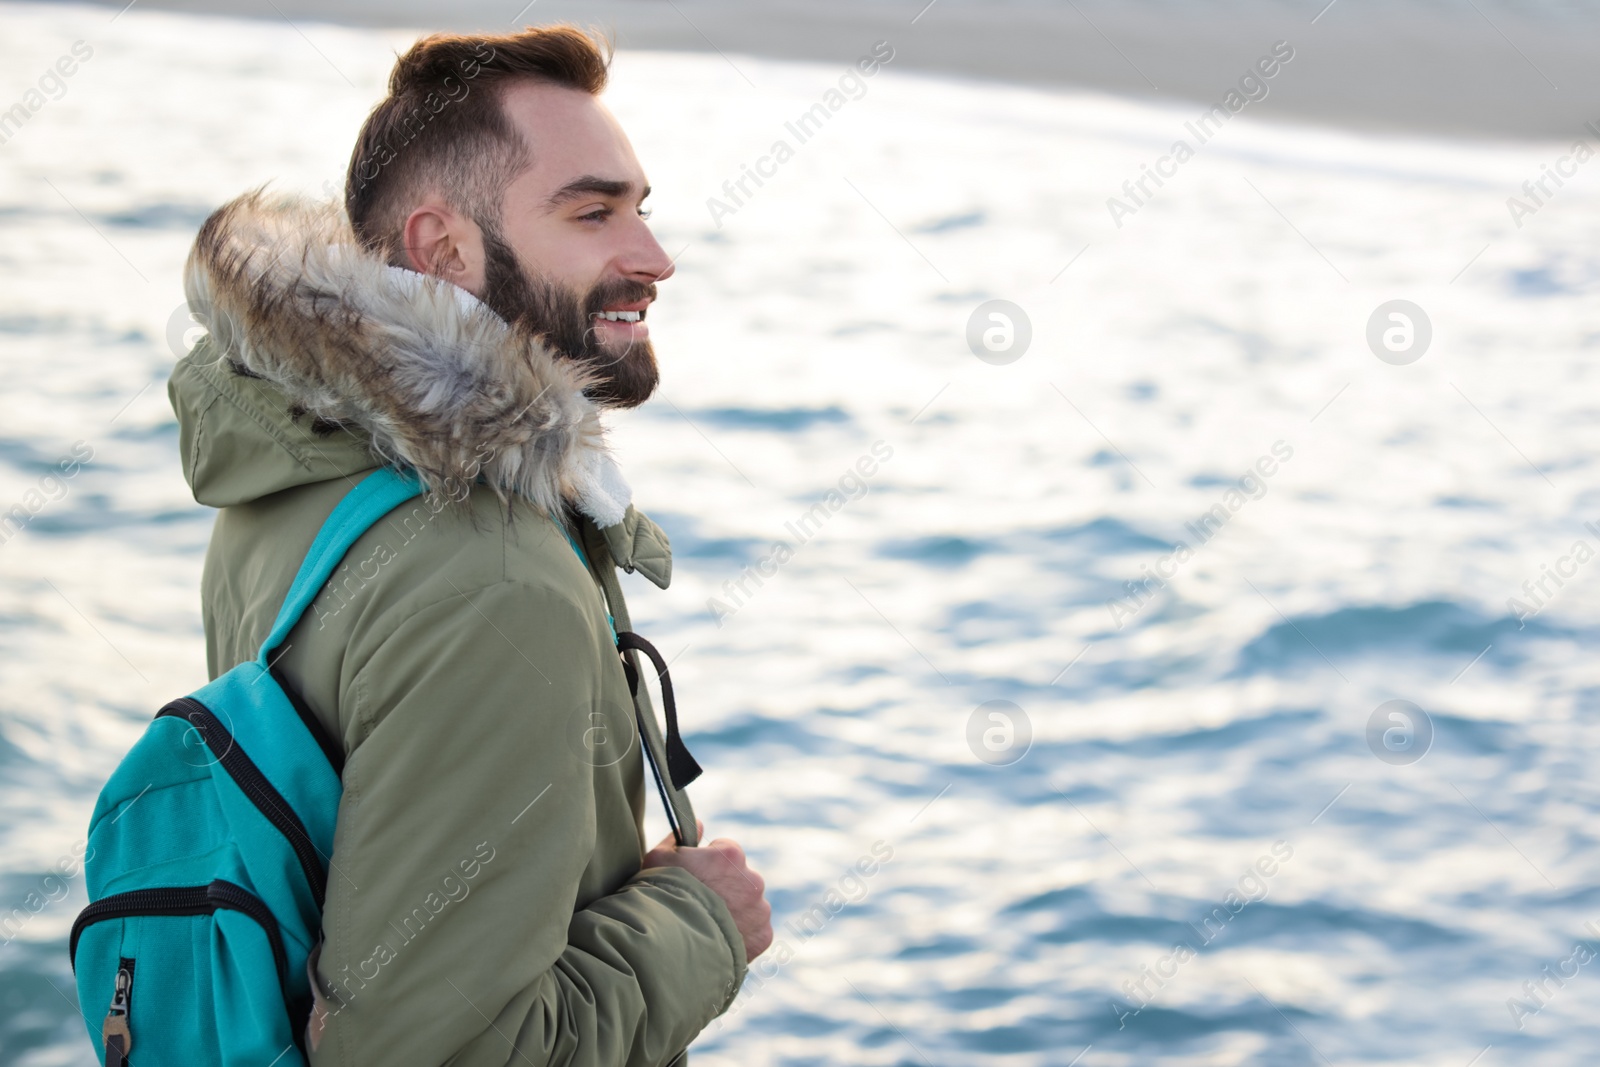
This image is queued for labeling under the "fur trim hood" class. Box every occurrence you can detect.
[181,190,632,527]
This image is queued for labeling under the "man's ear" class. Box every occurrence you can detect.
[401,200,486,294]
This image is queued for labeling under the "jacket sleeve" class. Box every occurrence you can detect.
[309,580,746,1067]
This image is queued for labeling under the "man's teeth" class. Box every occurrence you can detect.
[596,310,641,322]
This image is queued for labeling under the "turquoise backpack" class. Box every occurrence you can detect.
[70,466,703,1066]
[70,467,426,1067]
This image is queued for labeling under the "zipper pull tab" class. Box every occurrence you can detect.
[102,960,133,1067]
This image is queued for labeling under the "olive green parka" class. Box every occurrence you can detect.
[168,192,745,1066]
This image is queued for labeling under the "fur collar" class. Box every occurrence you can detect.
[183,189,632,527]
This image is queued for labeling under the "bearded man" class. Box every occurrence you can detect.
[170,26,770,1065]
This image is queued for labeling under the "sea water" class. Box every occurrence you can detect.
[2,2,1598,1064]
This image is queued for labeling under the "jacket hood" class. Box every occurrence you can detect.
[171,189,634,528]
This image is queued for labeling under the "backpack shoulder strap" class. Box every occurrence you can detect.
[256,467,424,665]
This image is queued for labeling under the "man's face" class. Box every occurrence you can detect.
[470,82,674,407]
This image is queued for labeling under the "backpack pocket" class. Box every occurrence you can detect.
[70,879,304,1067]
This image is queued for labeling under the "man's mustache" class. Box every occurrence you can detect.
[583,279,658,318]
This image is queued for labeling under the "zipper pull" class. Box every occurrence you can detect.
[102,961,133,1067]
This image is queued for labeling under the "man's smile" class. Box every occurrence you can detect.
[592,300,650,341]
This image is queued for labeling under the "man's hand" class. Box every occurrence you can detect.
[643,822,773,963]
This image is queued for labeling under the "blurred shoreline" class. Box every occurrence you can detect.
[41,0,1600,140]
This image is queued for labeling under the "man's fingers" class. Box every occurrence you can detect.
[642,827,682,866]
[706,837,746,866]
[644,819,710,863]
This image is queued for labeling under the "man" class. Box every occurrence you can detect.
[169,26,771,1065]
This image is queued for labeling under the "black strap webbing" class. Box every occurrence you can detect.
[615,631,703,791]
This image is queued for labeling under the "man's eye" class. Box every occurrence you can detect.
[579,208,610,222]
[638,206,653,220]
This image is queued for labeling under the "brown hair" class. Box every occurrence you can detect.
[345,26,611,259]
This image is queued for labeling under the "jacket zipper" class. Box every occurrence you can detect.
[156,696,328,906]
[70,880,289,988]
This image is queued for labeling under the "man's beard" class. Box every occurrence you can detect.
[477,220,660,409]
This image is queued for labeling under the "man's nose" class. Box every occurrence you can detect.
[625,218,675,283]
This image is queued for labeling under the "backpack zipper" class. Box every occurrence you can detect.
[156,696,328,906]
[69,880,289,988]
[74,881,294,1062]
[102,957,134,1067]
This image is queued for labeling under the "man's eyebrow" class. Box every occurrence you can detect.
[544,176,650,209]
